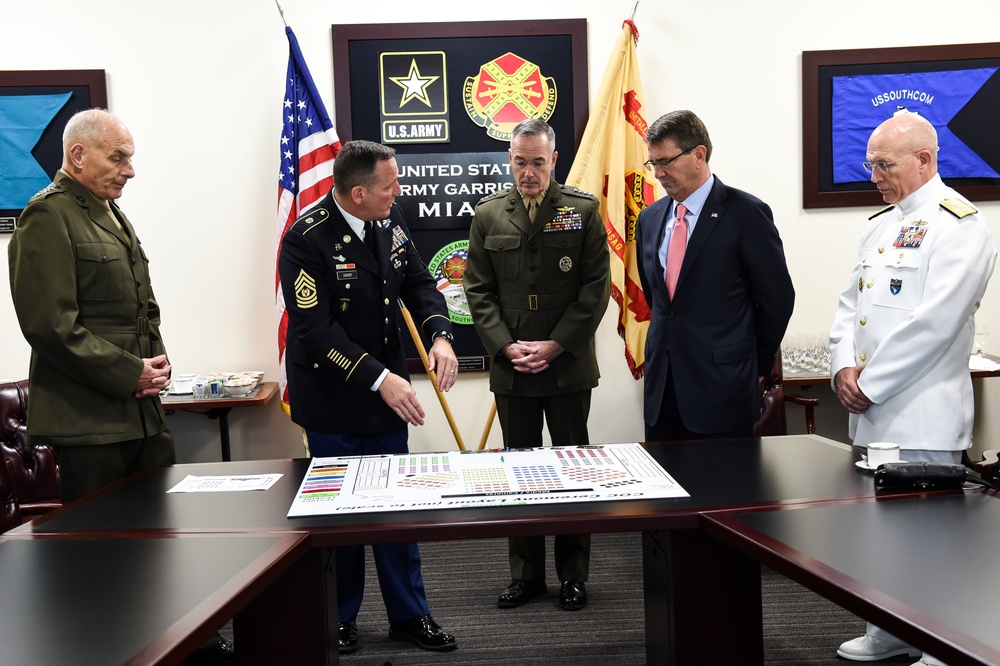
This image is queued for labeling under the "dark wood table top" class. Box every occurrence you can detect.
[0,532,311,666]
[702,492,1000,666]
[15,435,881,546]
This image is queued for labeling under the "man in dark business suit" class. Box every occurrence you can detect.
[635,110,794,441]
[278,140,458,654]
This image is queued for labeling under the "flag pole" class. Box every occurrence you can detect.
[478,400,496,450]
[399,304,467,450]
[629,0,641,21]
[274,0,288,26]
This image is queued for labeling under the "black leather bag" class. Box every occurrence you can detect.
[873,461,967,491]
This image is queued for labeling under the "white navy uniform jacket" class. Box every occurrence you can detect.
[829,174,997,451]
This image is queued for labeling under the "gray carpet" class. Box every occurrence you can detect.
[335,532,920,666]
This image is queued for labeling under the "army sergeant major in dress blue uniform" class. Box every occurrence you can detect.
[278,140,458,654]
[464,118,611,613]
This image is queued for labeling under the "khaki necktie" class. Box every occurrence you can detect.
[526,198,539,223]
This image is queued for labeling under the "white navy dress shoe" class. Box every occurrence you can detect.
[837,634,921,661]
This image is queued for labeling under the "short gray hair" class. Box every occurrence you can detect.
[511,118,556,148]
[62,108,120,155]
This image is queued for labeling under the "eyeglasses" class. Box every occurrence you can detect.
[513,158,551,170]
[862,152,918,174]
[644,147,695,171]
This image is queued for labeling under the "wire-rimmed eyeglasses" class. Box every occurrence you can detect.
[862,152,919,174]
[644,147,695,172]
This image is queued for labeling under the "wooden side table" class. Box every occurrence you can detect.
[161,381,279,461]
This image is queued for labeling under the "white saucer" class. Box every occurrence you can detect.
[855,459,905,471]
[167,388,193,395]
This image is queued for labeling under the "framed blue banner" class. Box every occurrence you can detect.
[0,70,107,231]
[803,43,1000,209]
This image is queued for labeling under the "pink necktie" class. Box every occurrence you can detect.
[665,203,688,299]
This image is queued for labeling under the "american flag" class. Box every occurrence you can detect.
[276,26,340,413]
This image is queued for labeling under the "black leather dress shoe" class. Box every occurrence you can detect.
[339,621,359,654]
[184,638,235,665]
[497,579,547,608]
[388,615,457,651]
[559,581,588,611]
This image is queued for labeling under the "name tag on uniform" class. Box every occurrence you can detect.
[336,268,358,280]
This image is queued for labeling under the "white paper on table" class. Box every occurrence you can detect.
[166,474,283,493]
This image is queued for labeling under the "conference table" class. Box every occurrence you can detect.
[703,492,1000,666]
[0,532,323,666]
[15,434,896,665]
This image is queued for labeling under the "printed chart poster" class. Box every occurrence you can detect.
[287,443,688,518]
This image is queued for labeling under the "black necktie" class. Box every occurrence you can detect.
[364,221,377,256]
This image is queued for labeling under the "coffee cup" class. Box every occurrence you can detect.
[170,374,196,394]
[867,442,900,468]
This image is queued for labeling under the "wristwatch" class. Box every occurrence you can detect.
[432,330,454,343]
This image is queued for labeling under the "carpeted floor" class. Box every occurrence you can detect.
[333,532,921,666]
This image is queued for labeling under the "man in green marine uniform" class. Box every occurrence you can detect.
[8,108,232,665]
[464,118,611,612]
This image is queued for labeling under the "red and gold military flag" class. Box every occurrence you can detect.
[567,20,659,379]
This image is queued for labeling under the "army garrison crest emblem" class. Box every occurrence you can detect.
[463,52,557,141]
[427,240,472,325]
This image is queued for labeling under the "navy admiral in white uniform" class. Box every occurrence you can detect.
[278,140,458,654]
[829,112,996,665]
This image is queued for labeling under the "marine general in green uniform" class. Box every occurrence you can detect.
[8,109,175,504]
[464,118,611,612]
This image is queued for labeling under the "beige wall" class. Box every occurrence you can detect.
[2,0,998,462]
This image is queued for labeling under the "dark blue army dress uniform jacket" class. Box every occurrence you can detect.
[278,193,452,435]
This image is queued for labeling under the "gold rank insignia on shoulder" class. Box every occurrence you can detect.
[294,269,318,309]
[940,197,977,219]
[869,205,894,220]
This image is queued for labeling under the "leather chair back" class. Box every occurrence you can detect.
[753,352,788,437]
[0,380,61,519]
[753,350,819,437]
[0,444,21,532]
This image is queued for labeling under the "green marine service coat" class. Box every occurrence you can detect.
[464,178,611,397]
[8,171,169,446]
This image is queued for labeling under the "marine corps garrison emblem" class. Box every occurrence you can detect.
[463,52,557,141]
